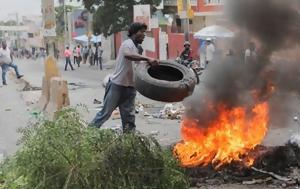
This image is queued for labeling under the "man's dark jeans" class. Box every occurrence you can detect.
[1,63,21,84]
[90,81,136,132]
[65,57,74,71]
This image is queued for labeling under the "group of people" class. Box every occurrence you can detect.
[0,41,24,86]
[180,37,258,69]
[12,47,47,60]
[64,43,104,71]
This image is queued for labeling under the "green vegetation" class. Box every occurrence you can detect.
[55,5,75,43]
[0,108,188,189]
[83,0,161,37]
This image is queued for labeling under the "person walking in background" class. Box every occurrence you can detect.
[205,38,215,65]
[98,42,104,70]
[83,46,88,64]
[199,40,207,70]
[64,46,74,71]
[88,44,94,66]
[245,42,257,64]
[90,22,159,133]
[94,43,99,67]
[76,45,81,67]
[73,47,77,65]
[0,41,24,85]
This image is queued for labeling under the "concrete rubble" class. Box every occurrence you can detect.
[136,102,185,120]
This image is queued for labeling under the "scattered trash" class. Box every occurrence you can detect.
[135,102,185,120]
[68,82,88,90]
[150,130,159,136]
[93,99,102,104]
[22,81,42,91]
[4,108,11,111]
[251,167,292,182]
[289,134,300,147]
[135,103,144,114]
[144,112,151,117]
[160,103,185,120]
[242,177,272,185]
[110,125,122,134]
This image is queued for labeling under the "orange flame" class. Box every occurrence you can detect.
[174,102,269,168]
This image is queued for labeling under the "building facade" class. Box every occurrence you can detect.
[163,0,224,32]
[192,0,224,32]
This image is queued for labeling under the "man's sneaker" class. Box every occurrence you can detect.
[17,75,24,79]
[2,83,7,85]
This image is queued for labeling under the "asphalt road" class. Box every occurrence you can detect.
[1,57,300,161]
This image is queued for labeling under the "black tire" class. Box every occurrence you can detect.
[135,61,197,102]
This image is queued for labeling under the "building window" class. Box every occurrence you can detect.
[204,0,224,5]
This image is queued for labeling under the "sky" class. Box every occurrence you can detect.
[0,0,42,21]
[0,0,82,21]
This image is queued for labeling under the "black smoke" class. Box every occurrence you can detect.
[184,0,300,127]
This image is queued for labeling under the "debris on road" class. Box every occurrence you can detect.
[242,177,272,185]
[22,81,42,91]
[135,102,185,120]
[251,167,292,182]
[150,130,160,136]
[289,134,300,148]
[93,99,102,104]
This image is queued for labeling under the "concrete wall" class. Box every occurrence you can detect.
[144,28,159,59]
[101,36,112,62]
[205,16,220,26]
[192,16,206,32]
[115,28,160,59]
[114,29,201,61]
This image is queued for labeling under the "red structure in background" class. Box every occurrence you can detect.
[196,0,224,12]
[167,33,199,60]
[113,0,224,60]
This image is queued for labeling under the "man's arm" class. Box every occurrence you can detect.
[124,48,149,61]
[123,48,159,66]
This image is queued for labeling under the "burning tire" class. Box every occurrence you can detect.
[135,61,197,102]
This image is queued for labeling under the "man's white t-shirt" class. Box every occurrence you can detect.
[110,39,138,87]
[206,44,215,62]
[0,48,12,64]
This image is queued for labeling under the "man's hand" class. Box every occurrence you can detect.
[147,58,159,66]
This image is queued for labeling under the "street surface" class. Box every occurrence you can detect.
[0,57,300,161]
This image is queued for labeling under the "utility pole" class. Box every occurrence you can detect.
[181,0,190,42]
[87,11,93,45]
[8,12,20,48]
[177,0,189,41]
[16,13,20,48]
[63,0,69,47]
[42,0,56,56]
